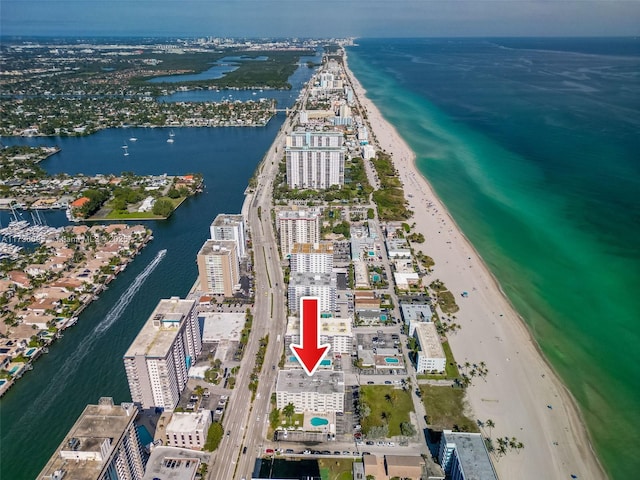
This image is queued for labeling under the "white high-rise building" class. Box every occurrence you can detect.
[290,242,334,274]
[285,131,345,189]
[38,398,146,480]
[276,370,345,413]
[197,240,239,297]
[209,214,246,258]
[288,272,336,313]
[278,208,321,258]
[124,297,201,411]
[414,322,446,374]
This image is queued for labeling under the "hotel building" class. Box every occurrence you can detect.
[38,397,146,480]
[285,131,345,190]
[276,370,345,413]
[277,208,321,258]
[123,297,201,411]
[197,240,239,297]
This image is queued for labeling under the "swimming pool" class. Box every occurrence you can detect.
[136,425,153,447]
[310,417,329,427]
[25,348,35,356]
[380,314,388,321]
[385,357,399,364]
[289,356,331,366]
[0,379,6,386]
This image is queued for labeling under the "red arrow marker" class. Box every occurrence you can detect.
[290,297,331,376]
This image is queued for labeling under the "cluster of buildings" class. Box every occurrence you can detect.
[0,224,152,397]
[36,212,250,479]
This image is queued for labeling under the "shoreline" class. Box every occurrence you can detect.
[343,51,607,479]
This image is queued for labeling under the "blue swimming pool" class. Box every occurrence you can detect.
[136,425,153,447]
[310,417,329,427]
[385,357,399,364]
[25,348,35,356]
[0,379,6,386]
[290,356,331,366]
[380,314,388,321]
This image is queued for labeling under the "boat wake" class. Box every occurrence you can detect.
[23,249,167,416]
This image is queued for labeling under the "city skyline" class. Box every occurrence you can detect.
[2,0,639,37]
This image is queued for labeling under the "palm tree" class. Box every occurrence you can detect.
[486,419,495,437]
[282,403,295,423]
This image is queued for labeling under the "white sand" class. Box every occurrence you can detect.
[343,54,606,480]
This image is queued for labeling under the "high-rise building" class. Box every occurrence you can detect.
[285,131,345,189]
[276,370,345,413]
[197,240,239,297]
[38,397,146,480]
[288,273,336,313]
[277,208,321,258]
[123,297,201,411]
[209,214,246,258]
[439,430,498,480]
[290,242,334,274]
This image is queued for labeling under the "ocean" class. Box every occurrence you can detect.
[347,38,640,479]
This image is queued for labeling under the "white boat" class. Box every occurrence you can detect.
[169,130,175,137]
[129,137,138,142]
[166,138,174,143]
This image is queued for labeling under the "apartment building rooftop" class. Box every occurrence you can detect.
[276,370,345,394]
[124,297,195,358]
[198,239,237,256]
[414,322,445,358]
[291,242,334,255]
[286,316,352,337]
[38,398,138,480]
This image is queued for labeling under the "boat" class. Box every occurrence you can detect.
[129,137,138,142]
[166,138,174,143]
[169,130,175,137]
[167,130,175,143]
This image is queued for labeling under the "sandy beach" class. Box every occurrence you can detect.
[343,54,606,480]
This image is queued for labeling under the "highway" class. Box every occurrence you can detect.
[208,108,297,480]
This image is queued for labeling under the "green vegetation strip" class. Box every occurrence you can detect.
[371,153,412,221]
[204,422,224,451]
[359,385,414,437]
[248,335,269,400]
[419,384,479,433]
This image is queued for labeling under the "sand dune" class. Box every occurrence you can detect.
[343,53,606,480]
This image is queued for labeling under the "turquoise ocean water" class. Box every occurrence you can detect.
[347,38,640,479]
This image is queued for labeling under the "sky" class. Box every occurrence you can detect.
[1,0,639,38]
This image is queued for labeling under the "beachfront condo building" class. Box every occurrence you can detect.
[209,213,246,258]
[285,131,345,190]
[288,272,337,314]
[123,297,201,412]
[37,397,146,480]
[197,240,239,297]
[439,430,498,480]
[164,410,211,451]
[277,208,321,257]
[285,315,352,355]
[290,242,334,274]
[276,370,345,413]
[414,322,446,374]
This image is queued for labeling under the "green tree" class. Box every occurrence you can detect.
[367,208,375,219]
[152,198,174,217]
[400,422,417,437]
[204,422,224,451]
[282,403,295,422]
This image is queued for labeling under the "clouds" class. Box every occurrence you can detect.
[1,0,639,37]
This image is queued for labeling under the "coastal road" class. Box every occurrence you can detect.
[209,110,296,480]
